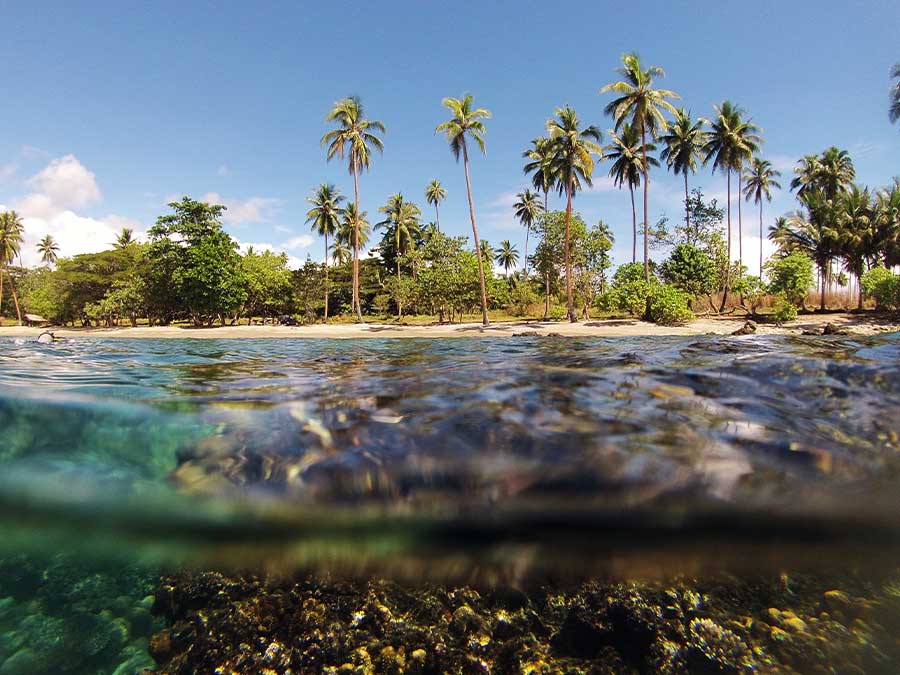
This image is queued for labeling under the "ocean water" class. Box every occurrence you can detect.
[1,335,899,674]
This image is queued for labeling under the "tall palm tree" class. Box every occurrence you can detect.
[660,108,708,228]
[891,63,900,128]
[322,96,385,321]
[605,124,657,263]
[790,155,822,201]
[547,105,603,322]
[306,183,345,322]
[601,52,680,282]
[435,94,492,326]
[424,180,446,230]
[522,136,555,210]
[0,211,25,325]
[37,234,59,266]
[816,147,855,199]
[836,185,874,309]
[703,101,760,308]
[337,203,371,253]
[495,240,519,277]
[512,189,543,276]
[479,239,494,269]
[742,158,782,277]
[377,193,422,280]
[115,228,135,249]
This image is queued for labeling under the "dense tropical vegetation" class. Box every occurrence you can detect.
[2,55,899,328]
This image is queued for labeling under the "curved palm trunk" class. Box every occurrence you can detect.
[564,178,576,322]
[5,270,22,326]
[640,123,650,283]
[523,225,530,277]
[629,184,637,264]
[323,233,329,323]
[684,172,690,229]
[461,140,489,326]
[352,166,362,322]
[719,169,732,313]
[758,200,764,279]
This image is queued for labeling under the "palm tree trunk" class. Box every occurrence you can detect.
[684,172,690,229]
[5,270,23,326]
[758,200,764,279]
[462,140,489,326]
[544,272,550,319]
[737,171,744,272]
[0,267,4,321]
[544,190,548,212]
[435,204,440,231]
[323,233,329,323]
[352,165,362,322]
[720,169,732,313]
[640,122,650,283]
[564,179,575,322]
[629,184,637,264]
[820,264,826,311]
[523,225,530,277]
[858,271,863,310]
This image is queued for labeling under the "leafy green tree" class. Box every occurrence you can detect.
[660,108,708,230]
[37,234,59,267]
[605,124,656,263]
[765,251,814,309]
[377,193,422,281]
[861,267,900,309]
[322,96,385,321]
[436,94,492,325]
[306,183,345,322]
[147,197,246,326]
[240,249,293,321]
[424,179,446,230]
[702,101,760,307]
[416,230,484,322]
[0,210,25,324]
[293,256,325,323]
[891,63,900,128]
[513,189,543,275]
[742,158,782,277]
[546,105,603,321]
[19,267,65,322]
[602,52,680,281]
[661,243,717,306]
[574,220,614,316]
[495,240,519,276]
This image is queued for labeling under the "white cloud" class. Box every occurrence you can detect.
[216,164,230,177]
[201,192,281,225]
[24,154,101,211]
[18,211,129,267]
[0,163,17,182]
[281,234,314,250]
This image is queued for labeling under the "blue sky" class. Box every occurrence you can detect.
[1,0,898,270]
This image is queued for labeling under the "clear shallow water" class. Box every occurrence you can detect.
[2,334,900,674]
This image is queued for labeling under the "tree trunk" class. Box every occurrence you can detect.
[523,225,530,277]
[758,200,764,279]
[737,171,743,271]
[640,123,650,283]
[352,165,362,322]
[719,169,732,313]
[820,265,826,311]
[629,184,637,264]
[544,272,550,319]
[462,140,489,326]
[0,267,4,321]
[5,270,22,326]
[323,232,329,323]
[684,172,690,229]
[435,204,440,231]
[564,179,576,322]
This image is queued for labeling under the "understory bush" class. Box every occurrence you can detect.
[771,293,799,323]
[598,263,693,324]
[646,284,694,325]
[861,267,900,310]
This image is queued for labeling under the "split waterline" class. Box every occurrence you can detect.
[1,335,899,673]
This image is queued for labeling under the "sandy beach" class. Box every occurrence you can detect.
[1,313,897,339]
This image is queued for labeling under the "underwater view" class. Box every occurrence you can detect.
[1,334,899,674]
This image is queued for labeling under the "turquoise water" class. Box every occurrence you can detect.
[1,335,899,673]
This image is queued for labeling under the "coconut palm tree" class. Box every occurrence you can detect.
[546,105,603,322]
[522,137,555,210]
[703,101,760,308]
[0,211,25,325]
[660,108,708,228]
[306,183,345,322]
[890,63,900,128]
[37,234,59,266]
[115,228,135,249]
[424,180,446,231]
[790,155,822,201]
[479,239,494,270]
[322,96,385,321]
[331,239,351,266]
[337,203,371,253]
[435,94,492,326]
[512,189,543,276]
[816,147,855,199]
[836,185,874,308]
[742,158,782,277]
[605,124,657,263]
[377,193,422,280]
[495,240,519,277]
[601,52,680,282]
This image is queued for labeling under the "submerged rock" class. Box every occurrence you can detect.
[731,320,757,336]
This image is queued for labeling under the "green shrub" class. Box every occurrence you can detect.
[765,252,814,306]
[860,267,900,310]
[647,284,693,325]
[661,243,717,299]
[771,293,798,323]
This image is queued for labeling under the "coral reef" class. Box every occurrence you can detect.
[147,570,900,674]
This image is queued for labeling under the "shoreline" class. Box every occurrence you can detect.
[0,313,897,339]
